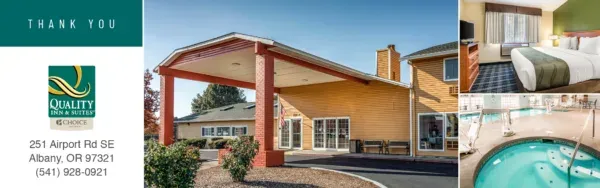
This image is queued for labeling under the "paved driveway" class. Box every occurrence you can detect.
[285,155,458,188]
[199,151,457,188]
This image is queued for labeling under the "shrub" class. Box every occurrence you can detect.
[221,137,260,182]
[144,140,202,188]
[182,138,207,149]
[208,137,224,149]
[211,139,232,149]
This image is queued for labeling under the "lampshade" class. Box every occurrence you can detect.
[549,35,559,40]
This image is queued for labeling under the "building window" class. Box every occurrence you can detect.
[232,126,247,136]
[202,127,215,137]
[445,113,459,139]
[313,117,350,150]
[418,112,459,151]
[418,113,444,151]
[216,127,231,136]
[443,58,458,81]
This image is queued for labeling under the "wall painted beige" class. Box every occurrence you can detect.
[460,0,554,64]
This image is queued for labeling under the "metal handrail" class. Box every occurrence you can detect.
[567,109,595,187]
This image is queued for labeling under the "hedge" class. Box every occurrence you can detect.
[210,139,232,149]
[182,139,207,149]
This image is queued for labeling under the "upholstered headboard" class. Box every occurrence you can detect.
[563,30,600,42]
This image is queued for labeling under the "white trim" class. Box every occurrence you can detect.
[409,62,414,156]
[401,49,458,61]
[443,57,459,81]
[417,113,445,152]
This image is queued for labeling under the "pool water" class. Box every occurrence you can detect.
[460,108,547,124]
[475,142,600,188]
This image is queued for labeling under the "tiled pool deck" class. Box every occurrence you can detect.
[459,109,600,188]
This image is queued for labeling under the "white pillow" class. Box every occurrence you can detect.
[578,37,598,55]
[570,37,579,50]
[558,37,571,49]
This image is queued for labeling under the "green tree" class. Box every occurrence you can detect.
[191,84,246,113]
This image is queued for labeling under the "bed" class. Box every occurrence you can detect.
[511,30,600,93]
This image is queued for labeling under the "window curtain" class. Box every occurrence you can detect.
[485,12,540,44]
[485,12,504,44]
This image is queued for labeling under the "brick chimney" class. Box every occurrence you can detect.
[376,44,401,81]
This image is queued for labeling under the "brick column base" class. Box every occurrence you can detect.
[218,149,284,167]
[254,150,285,167]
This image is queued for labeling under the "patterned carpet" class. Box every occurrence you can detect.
[470,62,520,93]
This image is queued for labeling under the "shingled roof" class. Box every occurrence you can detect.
[401,41,458,61]
[175,102,278,123]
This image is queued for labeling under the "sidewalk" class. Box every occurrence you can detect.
[285,150,457,164]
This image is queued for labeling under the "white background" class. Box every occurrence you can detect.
[0,48,144,187]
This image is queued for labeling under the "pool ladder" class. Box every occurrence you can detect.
[567,109,595,187]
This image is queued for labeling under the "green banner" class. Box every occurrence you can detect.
[0,0,142,46]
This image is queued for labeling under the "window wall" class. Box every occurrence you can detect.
[418,112,458,151]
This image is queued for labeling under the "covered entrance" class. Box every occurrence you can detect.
[313,117,350,151]
[280,118,302,149]
[154,33,374,167]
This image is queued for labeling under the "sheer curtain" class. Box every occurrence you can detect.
[486,12,540,44]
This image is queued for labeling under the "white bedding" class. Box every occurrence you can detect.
[511,47,600,91]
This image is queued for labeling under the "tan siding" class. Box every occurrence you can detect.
[279,80,410,152]
[411,55,459,157]
[376,50,389,79]
[177,119,296,150]
[390,51,401,82]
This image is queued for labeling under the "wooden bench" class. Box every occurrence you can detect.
[362,140,384,154]
[385,140,410,155]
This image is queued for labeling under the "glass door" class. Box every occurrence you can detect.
[337,119,349,149]
[313,120,324,148]
[280,120,290,148]
[291,119,302,148]
[325,119,337,149]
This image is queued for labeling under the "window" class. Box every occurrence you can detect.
[418,112,458,151]
[313,117,350,150]
[445,113,458,138]
[418,114,444,151]
[202,125,248,137]
[232,126,247,136]
[443,58,458,81]
[216,127,231,136]
[485,12,540,44]
[202,127,215,137]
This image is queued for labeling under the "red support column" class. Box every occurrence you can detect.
[254,42,284,167]
[159,75,175,146]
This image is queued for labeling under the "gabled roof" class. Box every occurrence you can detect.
[174,102,278,123]
[154,32,410,88]
[401,41,458,61]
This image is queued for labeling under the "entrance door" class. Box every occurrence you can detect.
[280,118,302,149]
[280,120,290,148]
[325,119,337,149]
[291,119,302,148]
[313,118,351,151]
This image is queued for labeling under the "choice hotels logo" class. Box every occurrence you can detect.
[48,66,95,131]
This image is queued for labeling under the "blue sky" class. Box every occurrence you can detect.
[145,0,458,117]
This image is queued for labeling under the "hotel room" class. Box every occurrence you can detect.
[460,0,600,93]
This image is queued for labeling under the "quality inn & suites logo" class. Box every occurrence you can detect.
[48,65,95,130]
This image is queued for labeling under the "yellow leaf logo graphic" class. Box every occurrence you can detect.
[48,65,91,98]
